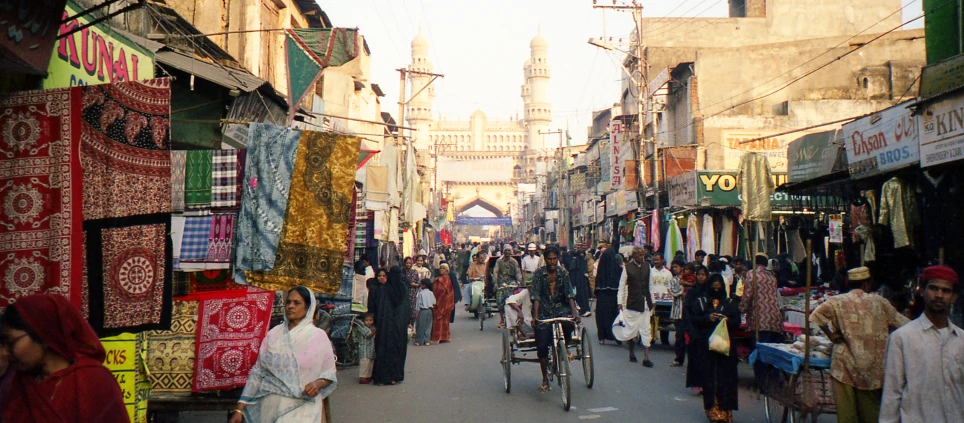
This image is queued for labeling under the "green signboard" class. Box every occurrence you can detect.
[695,171,833,207]
[43,1,155,89]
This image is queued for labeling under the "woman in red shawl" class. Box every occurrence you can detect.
[431,263,455,343]
[1,294,128,423]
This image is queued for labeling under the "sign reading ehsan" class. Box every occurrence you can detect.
[919,97,964,167]
[43,1,155,89]
[842,104,919,178]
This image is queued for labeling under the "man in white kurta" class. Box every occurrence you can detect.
[879,266,962,423]
[614,246,654,367]
[521,243,544,284]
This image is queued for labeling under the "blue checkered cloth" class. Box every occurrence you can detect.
[180,216,213,261]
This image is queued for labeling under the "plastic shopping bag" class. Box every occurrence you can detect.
[708,318,730,356]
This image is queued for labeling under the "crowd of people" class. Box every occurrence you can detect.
[0,239,958,423]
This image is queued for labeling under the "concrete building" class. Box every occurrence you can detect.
[409,30,556,224]
[614,0,926,189]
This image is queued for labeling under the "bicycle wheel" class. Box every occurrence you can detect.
[556,338,571,411]
[580,328,594,388]
[479,304,485,331]
[502,330,512,393]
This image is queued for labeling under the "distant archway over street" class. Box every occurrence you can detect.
[456,197,504,218]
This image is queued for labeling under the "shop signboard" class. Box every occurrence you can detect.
[617,190,638,215]
[696,171,811,207]
[721,129,819,172]
[841,104,919,178]
[919,96,964,167]
[100,333,139,422]
[455,216,512,226]
[43,1,155,88]
[609,121,626,188]
[919,54,964,100]
[668,172,698,207]
[787,130,844,183]
[829,214,844,243]
[605,192,619,217]
[595,202,606,224]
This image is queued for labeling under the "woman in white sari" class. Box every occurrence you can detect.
[229,286,337,423]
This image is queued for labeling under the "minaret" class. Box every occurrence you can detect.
[408,28,434,151]
[522,28,551,151]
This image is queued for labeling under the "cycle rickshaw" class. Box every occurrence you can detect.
[501,317,594,411]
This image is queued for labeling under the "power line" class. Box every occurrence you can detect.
[639,0,698,30]
[655,1,948,139]
[642,0,726,39]
[642,0,713,33]
[697,0,919,114]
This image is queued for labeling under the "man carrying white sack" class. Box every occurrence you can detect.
[613,246,654,367]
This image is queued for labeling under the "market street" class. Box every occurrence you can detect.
[330,308,831,423]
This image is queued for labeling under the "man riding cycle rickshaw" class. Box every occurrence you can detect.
[530,246,581,393]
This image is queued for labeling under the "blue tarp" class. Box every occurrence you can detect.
[748,343,831,375]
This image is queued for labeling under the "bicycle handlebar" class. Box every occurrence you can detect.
[537,317,576,324]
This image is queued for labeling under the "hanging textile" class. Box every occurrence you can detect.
[184,150,213,209]
[701,214,716,256]
[664,218,684,265]
[178,215,212,269]
[403,230,415,259]
[189,270,245,295]
[205,214,235,265]
[686,214,701,262]
[171,151,187,212]
[80,79,172,220]
[234,123,302,283]
[79,79,173,336]
[148,300,198,394]
[736,153,774,222]
[172,272,191,298]
[718,216,736,257]
[365,164,389,210]
[0,87,84,311]
[788,229,807,263]
[878,177,920,249]
[84,217,172,337]
[248,131,360,295]
[344,189,359,267]
[211,149,244,212]
[650,209,661,252]
[193,288,274,392]
[175,214,236,271]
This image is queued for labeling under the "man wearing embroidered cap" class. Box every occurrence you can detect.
[880,265,963,423]
[811,267,909,423]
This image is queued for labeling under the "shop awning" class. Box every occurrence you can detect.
[155,50,266,93]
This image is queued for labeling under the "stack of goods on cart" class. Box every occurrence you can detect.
[782,291,836,313]
[790,334,833,359]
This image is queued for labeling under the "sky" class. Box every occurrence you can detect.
[318,0,924,147]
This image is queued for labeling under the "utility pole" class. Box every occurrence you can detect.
[395,68,444,145]
[592,0,652,212]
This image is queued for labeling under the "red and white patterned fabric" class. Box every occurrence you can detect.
[0,87,84,311]
[193,287,274,392]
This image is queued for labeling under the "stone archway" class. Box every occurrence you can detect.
[456,197,505,218]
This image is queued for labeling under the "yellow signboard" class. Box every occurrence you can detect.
[100,333,148,423]
[42,1,154,89]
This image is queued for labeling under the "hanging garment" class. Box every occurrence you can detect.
[775,223,789,255]
[234,123,302,283]
[877,177,920,249]
[737,153,775,222]
[701,214,716,256]
[650,210,661,252]
[249,131,361,295]
[686,213,701,262]
[148,300,198,394]
[719,216,736,257]
[633,219,648,247]
[664,219,684,265]
[365,164,390,209]
[788,229,807,263]
[171,151,187,212]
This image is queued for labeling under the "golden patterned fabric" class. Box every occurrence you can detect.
[736,153,774,222]
[147,300,198,394]
[248,131,360,295]
[810,290,909,390]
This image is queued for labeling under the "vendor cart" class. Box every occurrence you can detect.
[750,343,836,423]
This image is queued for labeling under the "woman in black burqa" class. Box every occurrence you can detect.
[594,244,622,344]
[367,266,410,385]
[694,274,740,422]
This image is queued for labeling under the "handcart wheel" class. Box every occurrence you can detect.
[502,330,512,393]
[579,328,594,388]
[763,395,791,423]
[556,338,571,411]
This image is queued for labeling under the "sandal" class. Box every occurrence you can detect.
[414,343,420,346]
[538,384,550,393]
[670,361,682,367]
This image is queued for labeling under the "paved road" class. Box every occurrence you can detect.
[330,307,833,422]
